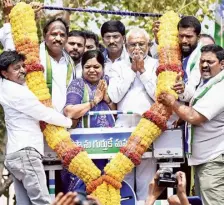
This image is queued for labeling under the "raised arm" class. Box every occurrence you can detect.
[1,0,15,51]
[149,20,160,59]
[139,59,158,101]
[64,79,105,119]
[145,170,165,205]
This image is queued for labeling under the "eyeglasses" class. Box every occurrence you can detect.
[127,42,147,49]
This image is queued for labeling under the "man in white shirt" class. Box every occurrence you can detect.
[39,18,76,195]
[158,44,224,205]
[108,28,158,200]
[0,0,15,51]
[40,18,75,113]
[0,0,13,189]
[0,51,72,205]
[101,20,129,77]
[64,30,86,78]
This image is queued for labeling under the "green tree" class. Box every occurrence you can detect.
[0,105,12,197]
[0,0,216,198]
[66,0,216,36]
[0,0,216,38]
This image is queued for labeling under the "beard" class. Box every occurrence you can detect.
[70,52,82,63]
[180,43,197,57]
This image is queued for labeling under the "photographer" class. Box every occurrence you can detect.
[145,171,190,205]
[52,192,102,205]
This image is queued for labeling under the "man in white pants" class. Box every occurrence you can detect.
[108,27,158,200]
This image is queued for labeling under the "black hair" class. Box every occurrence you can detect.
[83,30,99,47]
[68,30,86,39]
[178,16,201,36]
[101,20,125,37]
[43,17,69,36]
[200,33,215,44]
[201,44,224,61]
[0,51,25,78]
[98,43,106,53]
[81,50,105,69]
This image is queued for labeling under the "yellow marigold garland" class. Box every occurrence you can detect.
[92,182,121,205]
[99,11,182,204]
[10,3,182,205]
[156,11,182,98]
[9,2,101,186]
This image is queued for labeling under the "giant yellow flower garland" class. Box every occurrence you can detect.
[9,2,101,186]
[10,3,182,205]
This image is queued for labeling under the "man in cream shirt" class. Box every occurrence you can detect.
[108,28,158,200]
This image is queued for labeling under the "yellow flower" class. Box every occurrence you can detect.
[92,182,109,205]
[104,152,134,182]
[43,125,69,149]
[9,2,37,45]
[11,4,182,202]
[26,72,51,101]
[132,118,161,145]
[68,152,101,184]
[158,11,180,52]
[156,71,178,98]
[91,182,120,205]
[108,184,120,205]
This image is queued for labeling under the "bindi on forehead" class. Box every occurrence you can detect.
[48,22,67,33]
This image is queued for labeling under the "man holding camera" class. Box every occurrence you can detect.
[145,171,190,205]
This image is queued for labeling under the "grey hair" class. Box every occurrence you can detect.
[126,27,150,43]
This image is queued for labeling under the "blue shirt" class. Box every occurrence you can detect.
[182,56,190,83]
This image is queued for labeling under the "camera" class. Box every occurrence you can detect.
[157,170,177,188]
[75,191,88,205]
[75,191,98,205]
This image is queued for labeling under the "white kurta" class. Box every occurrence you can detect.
[103,46,130,78]
[0,79,72,155]
[108,56,158,127]
[0,23,15,51]
[108,56,158,200]
[39,42,75,113]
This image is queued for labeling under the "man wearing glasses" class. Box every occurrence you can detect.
[101,20,129,77]
[108,27,158,201]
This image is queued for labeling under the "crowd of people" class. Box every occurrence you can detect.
[0,0,224,205]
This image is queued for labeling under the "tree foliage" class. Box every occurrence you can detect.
[67,0,216,37]
[0,0,216,198]
[0,105,12,198]
[0,0,216,38]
